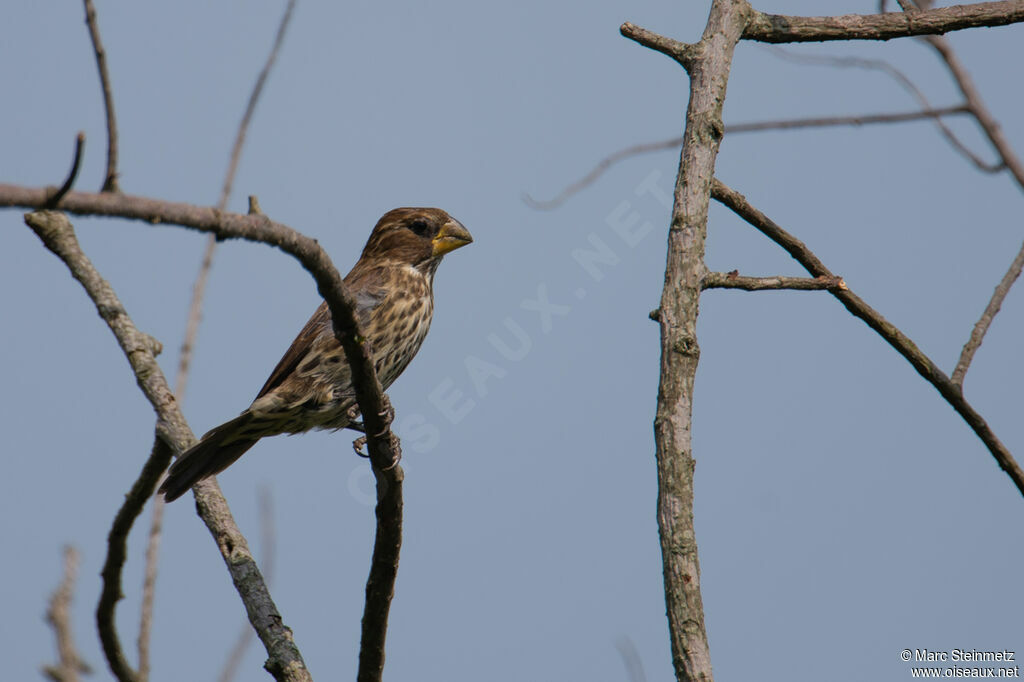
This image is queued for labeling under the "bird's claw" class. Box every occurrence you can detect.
[352,435,369,458]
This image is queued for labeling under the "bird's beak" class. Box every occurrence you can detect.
[431,219,473,257]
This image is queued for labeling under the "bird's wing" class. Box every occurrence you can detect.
[255,302,330,399]
[253,286,388,400]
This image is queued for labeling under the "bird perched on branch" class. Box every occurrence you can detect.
[159,207,472,501]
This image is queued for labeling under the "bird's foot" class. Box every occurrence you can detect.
[352,435,369,458]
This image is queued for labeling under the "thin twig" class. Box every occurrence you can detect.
[175,0,298,401]
[47,133,86,209]
[727,106,969,133]
[702,272,846,291]
[522,138,682,210]
[524,106,968,210]
[218,487,277,682]
[136,489,164,682]
[952,239,1024,387]
[24,210,313,682]
[765,47,1000,172]
[43,546,91,682]
[709,179,1024,497]
[82,0,119,192]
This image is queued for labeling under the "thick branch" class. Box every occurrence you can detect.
[626,1,754,679]
[702,272,846,291]
[709,180,1024,497]
[744,0,1024,43]
[24,210,312,682]
[219,488,278,682]
[83,0,119,192]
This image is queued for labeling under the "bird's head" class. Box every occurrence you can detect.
[360,208,473,272]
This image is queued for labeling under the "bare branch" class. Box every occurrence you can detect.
[702,272,846,291]
[765,47,1002,172]
[43,546,91,682]
[23,210,312,682]
[218,487,277,682]
[709,179,1024,497]
[624,2,754,679]
[358,453,404,682]
[952,239,1024,387]
[47,133,86,209]
[744,1,1024,43]
[82,0,119,192]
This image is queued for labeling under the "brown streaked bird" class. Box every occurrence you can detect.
[159,208,472,501]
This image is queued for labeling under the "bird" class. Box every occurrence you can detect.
[159,207,472,501]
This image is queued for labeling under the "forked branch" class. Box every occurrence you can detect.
[710,179,1024,496]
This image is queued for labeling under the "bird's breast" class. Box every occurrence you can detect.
[365,279,434,389]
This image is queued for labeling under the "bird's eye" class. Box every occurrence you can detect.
[408,219,431,236]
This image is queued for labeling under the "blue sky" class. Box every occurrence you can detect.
[2,1,1022,680]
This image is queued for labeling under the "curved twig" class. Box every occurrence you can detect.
[95,438,173,682]
[764,47,1001,172]
[83,0,119,192]
[524,106,968,210]
[921,34,1024,189]
[43,546,91,682]
[522,138,682,210]
[709,179,1024,497]
[47,133,85,209]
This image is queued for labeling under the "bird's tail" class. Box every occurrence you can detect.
[159,413,259,502]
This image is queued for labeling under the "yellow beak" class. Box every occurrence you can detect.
[431,219,473,257]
